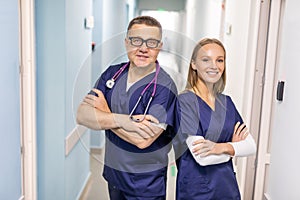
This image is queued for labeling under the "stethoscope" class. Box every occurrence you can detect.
[106,61,160,122]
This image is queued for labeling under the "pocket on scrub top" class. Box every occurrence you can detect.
[180,176,212,196]
[130,170,166,195]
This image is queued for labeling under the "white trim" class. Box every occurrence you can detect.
[18,196,25,200]
[265,153,271,164]
[264,193,272,200]
[19,0,37,199]
[65,125,87,156]
[76,172,92,200]
[237,0,262,197]
[90,145,104,150]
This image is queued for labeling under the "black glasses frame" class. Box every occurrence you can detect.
[128,37,161,48]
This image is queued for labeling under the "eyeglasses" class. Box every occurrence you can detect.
[128,37,161,48]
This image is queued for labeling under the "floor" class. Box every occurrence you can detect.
[80,148,177,200]
[79,148,109,200]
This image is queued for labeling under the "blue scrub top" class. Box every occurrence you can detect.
[173,90,243,200]
[92,62,177,197]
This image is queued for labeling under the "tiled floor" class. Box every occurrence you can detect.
[80,148,177,200]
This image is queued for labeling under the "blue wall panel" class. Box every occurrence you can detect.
[36,0,91,199]
[0,0,21,199]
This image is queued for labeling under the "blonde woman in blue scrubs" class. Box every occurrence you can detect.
[174,38,256,200]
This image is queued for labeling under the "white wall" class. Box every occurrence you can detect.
[222,1,261,198]
[180,0,225,80]
[223,0,252,110]
[184,0,223,41]
[137,0,185,11]
[268,0,300,199]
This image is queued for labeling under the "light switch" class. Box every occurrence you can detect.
[85,16,94,29]
[225,22,232,35]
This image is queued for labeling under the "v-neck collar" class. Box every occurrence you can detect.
[186,90,217,112]
[126,68,156,92]
[125,68,156,94]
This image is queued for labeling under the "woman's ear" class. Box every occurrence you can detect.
[191,60,197,70]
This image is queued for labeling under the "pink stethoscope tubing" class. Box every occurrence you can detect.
[106,61,160,122]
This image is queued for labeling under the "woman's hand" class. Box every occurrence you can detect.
[232,122,249,142]
[190,122,250,157]
[192,138,218,157]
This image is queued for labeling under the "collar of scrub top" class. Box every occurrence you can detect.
[105,61,160,123]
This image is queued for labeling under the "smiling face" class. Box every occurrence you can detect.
[192,43,225,88]
[125,24,162,68]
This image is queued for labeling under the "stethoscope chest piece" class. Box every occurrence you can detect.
[106,79,115,89]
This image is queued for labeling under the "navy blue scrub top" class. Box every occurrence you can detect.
[92,62,177,197]
[173,90,243,200]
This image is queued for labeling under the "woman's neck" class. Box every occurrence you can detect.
[192,81,216,110]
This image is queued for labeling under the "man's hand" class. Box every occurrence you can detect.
[83,88,110,113]
[113,114,163,139]
[81,88,164,146]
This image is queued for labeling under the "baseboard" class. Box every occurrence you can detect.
[77,172,92,200]
[18,196,25,200]
[263,193,271,200]
[90,147,103,155]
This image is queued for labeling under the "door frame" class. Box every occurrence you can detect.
[19,0,37,199]
[253,0,284,199]
[242,0,272,199]
[243,0,284,199]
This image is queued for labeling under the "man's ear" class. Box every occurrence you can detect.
[124,38,129,45]
[124,37,130,50]
[158,42,163,50]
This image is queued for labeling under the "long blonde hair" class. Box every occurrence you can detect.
[186,38,227,95]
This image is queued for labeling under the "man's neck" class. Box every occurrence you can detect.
[128,62,156,83]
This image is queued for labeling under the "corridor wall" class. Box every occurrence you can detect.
[35,0,92,199]
[0,0,22,199]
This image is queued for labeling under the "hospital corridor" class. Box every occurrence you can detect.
[1,0,300,199]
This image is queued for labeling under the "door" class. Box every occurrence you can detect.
[247,0,285,199]
[267,0,300,199]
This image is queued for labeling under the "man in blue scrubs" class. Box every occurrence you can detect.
[77,16,177,200]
